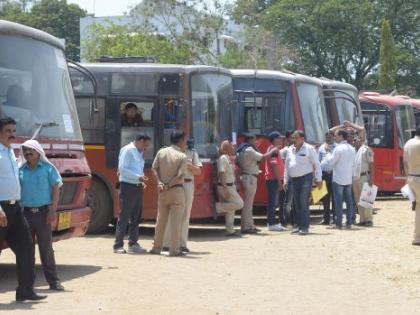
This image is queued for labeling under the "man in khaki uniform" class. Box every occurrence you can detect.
[352,136,374,226]
[150,131,187,256]
[403,127,420,246]
[163,138,202,253]
[237,134,278,234]
[216,140,243,236]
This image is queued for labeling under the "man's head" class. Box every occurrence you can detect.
[124,103,138,119]
[269,131,282,146]
[291,130,305,146]
[335,129,348,143]
[170,130,186,148]
[0,117,16,147]
[220,140,235,156]
[134,134,151,151]
[354,136,362,149]
[346,128,354,144]
[285,130,295,145]
[325,131,334,145]
[22,145,40,165]
[243,133,256,146]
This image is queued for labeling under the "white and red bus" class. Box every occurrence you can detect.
[0,20,91,249]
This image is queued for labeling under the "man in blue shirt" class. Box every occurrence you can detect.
[0,117,46,302]
[19,139,64,291]
[114,134,151,254]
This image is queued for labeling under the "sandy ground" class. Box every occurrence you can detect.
[1,198,420,314]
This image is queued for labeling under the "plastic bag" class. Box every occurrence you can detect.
[358,182,378,209]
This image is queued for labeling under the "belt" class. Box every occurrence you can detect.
[0,199,18,205]
[184,179,193,182]
[120,182,142,187]
[167,184,183,190]
[218,183,234,186]
[241,173,258,178]
[409,174,420,177]
[24,205,48,213]
[360,171,370,176]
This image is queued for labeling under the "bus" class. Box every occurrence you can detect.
[317,78,363,128]
[230,69,330,205]
[0,20,91,249]
[70,62,233,233]
[359,92,416,193]
[408,98,420,128]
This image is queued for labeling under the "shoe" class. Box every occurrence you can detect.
[16,292,47,302]
[412,241,420,246]
[364,221,373,227]
[319,220,330,225]
[291,228,300,234]
[329,225,342,230]
[241,229,258,234]
[180,246,190,253]
[226,231,241,237]
[268,224,286,232]
[345,224,352,230]
[298,229,309,235]
[127,243,147,254]
[162,247,170,252]
[168,251,187,257]
[253,227,262,233]
[113,247,126,254]
[149,248,161,255]
[49,282,64,291]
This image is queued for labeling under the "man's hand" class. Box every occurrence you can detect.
[316,181,323,189]
[141,182,147,189]
[343,120,351,128]
[139,175,149,182]
[47,205,57,225]
[278,180,283,191]
[0,208,7,227]
[157,183,166,193]
[187,160,194,171]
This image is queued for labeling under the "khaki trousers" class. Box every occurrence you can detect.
[216,185,244,233]
[352,175,373,222]
[408,177,420,243]
[163,181,194,248]
[152,186,185,255]
[240,174,257,231]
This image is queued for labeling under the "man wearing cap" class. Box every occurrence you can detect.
[19,139,64,291]
[237,133,278,234]
[163,138,202,253]
[0,117,46,301]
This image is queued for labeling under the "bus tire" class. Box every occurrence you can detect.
[86,177,112,234]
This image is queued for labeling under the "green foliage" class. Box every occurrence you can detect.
[378,19,396,92]
[0,0,86,60]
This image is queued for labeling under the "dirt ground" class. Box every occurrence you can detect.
[1,198,420,314]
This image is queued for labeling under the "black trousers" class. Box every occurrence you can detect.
[114,182,143,249]
[0,202,35,295]
[321,171,335,223]
[24,206,59,285]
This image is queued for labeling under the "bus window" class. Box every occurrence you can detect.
[120,101,155,161]
[158,74,180,95]
[362,105,393,148]
[335,91,358,123]
[111,73,156,95]
[162,98,182,147]
[395,105,415,148]
[76,97,106,144]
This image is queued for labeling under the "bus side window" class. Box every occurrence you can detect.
[162,98,181,147]
[75,97,106,144]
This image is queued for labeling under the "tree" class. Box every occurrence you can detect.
[378,19,397,92]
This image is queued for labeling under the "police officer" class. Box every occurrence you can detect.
[236,133,278,234]
[352,135,374,227]
[163,138,202,253]
[19,139,64,291]
[150,130,187,256]
[403,126,420,246]
[0,117,46,301]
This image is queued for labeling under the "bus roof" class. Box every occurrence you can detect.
[0,19,64,50]
[230,69,321,86]
[316,77,358,94]
[395,95,420,109]
[80,63,231,75]
[359,92,412,108]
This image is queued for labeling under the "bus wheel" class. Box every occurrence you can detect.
[87,177,112,234]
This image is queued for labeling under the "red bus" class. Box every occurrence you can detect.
[408,98,420,128]
[231,69,330,205]
[70,62,233,233]
[360,92,416,193]
[0,20,91,249]
[317,78,363,128]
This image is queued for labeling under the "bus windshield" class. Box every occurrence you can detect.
[191,73,232,158]
[335,90,359,124]
[395,105,415,149]
[0,35,82,140]
[362,102,393,148]
[296,83,329,143]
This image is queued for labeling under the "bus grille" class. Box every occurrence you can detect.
[59,182,78,205]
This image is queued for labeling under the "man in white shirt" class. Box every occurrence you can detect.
[321,129,356,229]
[284,130,322,235]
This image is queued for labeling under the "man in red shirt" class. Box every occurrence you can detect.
[265,131,286,231]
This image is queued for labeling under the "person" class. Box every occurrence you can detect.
[163,99,179,129]
[280,130,296,226]
[150,130,188,256]
[284,130,322,235]
[264,131,286,231]
[19,139,64,291]
[0,117,46,302]
[318,131,336,225]
[113,134,151,254]
[215,140,244,236]
[352,135,374,227]
[236,133,278,234]
[321,129,356,229]
[121,103,144,127]
[403,126,420,246]
[163,138,202,253]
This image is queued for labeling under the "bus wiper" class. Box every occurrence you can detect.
[31,121,59,139]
